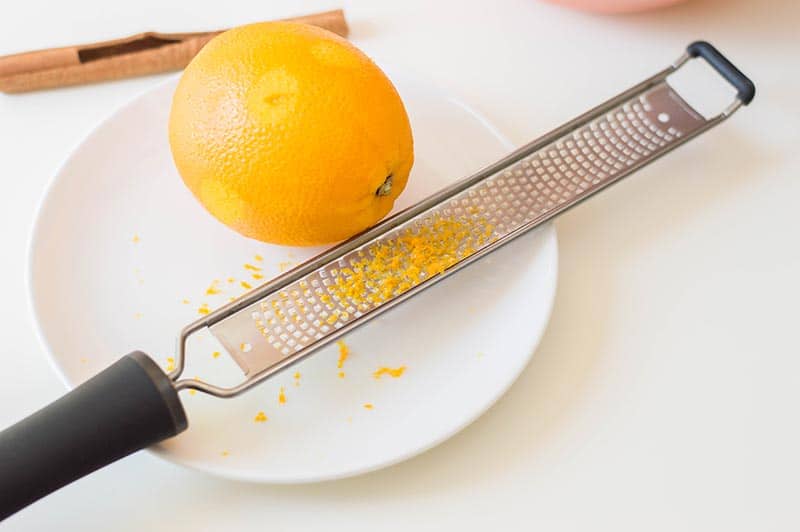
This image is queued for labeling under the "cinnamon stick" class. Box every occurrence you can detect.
[0,9,348,94]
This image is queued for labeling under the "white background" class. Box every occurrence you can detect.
[1,0,798,530]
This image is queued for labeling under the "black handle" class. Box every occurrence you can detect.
[687,41,755,105]
[0,352,187,520]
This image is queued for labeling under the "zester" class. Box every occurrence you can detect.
[0,41,755,519]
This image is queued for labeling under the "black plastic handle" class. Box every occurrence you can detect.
[0,352,187,520]
[687,41,755,105]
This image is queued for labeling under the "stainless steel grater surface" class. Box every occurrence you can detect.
[171,41,755,397]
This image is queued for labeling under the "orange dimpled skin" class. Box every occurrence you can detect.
[168,22,414,246]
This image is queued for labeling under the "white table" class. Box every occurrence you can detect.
[2,0,798,529]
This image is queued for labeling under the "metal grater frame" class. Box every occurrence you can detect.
[170,41,754,397]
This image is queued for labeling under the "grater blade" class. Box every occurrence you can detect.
[171,42,754,397]
[215,81,705,376]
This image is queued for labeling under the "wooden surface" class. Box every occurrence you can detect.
[0,9,348,93]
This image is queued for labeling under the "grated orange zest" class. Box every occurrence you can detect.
[205,280,222,295]
[336,340,349,368]
[262,215,497,321]
[373,366,406,379]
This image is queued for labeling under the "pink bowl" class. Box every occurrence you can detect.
[544,0,689,13]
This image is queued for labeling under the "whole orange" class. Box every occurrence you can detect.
[169,22,414,246]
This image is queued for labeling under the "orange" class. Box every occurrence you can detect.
[168,22,414,246]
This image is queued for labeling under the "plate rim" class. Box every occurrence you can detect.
[26,70,559,483]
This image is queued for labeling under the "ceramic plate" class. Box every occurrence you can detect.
[28,66,558,483]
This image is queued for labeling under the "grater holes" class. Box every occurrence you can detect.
[243,90,688,356]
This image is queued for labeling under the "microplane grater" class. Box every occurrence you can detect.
[0,41,755,518]
[167,41,755,397]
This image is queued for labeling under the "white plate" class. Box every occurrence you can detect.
[28,67,558,483]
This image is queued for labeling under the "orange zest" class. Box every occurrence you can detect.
[373,366,406,379]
